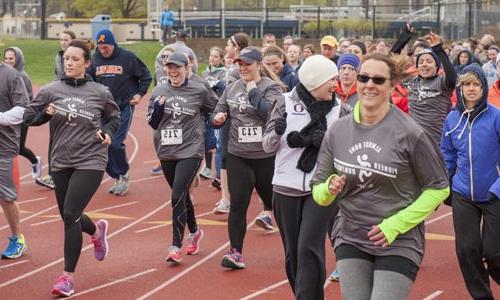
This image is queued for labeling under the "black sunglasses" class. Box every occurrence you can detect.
[357,74,390,85]
[161,55,169,59]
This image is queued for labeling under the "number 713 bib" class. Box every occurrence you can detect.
[238,126,262,143]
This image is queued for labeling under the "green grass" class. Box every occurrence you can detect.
[1,39,206,86]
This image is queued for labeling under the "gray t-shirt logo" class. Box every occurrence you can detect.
[227,92,251,113]
[357,154,373,182]
[163,95,195,121]
[54,97,94,127]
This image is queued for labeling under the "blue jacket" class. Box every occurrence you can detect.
[280,63,299,92]
[160,9,175,28]
[441,64,500,202]
[90,46,152,110]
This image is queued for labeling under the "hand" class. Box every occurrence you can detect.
[274,112,287,135]
[246,80,257,92]
[426,32,442,48]
[311,129,325,148]
[405,23,415,33]
[368,225,389,247]
[45,103,57,116]
[96,129,112,145]
[328,175,346,196]
[130,94,142,106]
[213,112,227,126]
[286,131,309,148]
[157,95,167,106]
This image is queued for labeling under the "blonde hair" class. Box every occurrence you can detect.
[259,63,287,92]
[457,72,481,86]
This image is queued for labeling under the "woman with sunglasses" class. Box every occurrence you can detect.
[441,64,500,300]
[212,46,284,269]
[148,52,216,264]
[263,54,351,299]
[406,32,457,145]
[311,53,450,300]
[23,40,120,297]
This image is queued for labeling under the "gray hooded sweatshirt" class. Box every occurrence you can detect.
[4,47,33,101]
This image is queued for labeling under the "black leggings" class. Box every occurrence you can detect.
[161,158,201,248]
[227,154,274,253]
[51,169,102,273]
[19,124,37,164]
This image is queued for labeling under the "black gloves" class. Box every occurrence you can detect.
[287,131,311,148]
[274,112,287,135]
[311,129,325,148]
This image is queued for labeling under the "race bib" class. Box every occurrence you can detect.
[161,128,183,145]
[238,126,262,143]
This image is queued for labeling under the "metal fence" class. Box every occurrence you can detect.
[3,0,499,41]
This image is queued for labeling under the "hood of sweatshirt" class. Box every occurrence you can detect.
[4,47,25,71]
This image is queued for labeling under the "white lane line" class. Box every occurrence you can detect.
[30,201,139,227]
[0,205,58,231]
[17,197,47,205]
[136,218,258,300]
[134,210,213,234]
[0,260,29,270]
[143,160,158,164]
[239,279,289,300]
[129,176,162,184]
[422,290,443,300]
[67,269,157,299]
[0,202,168,289]
[425,212,452,225]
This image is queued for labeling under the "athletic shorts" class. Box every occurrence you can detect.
[0,157,19,201]
[336,243,419,281]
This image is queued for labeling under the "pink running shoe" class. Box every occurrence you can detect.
[185,228,204,255]
[91,219,109,261]
[166,246,182,264]
[51,274,74,297]
[221,248,246,269]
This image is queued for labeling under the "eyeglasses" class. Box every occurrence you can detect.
[357,74,390,85]
[161,55,169,59]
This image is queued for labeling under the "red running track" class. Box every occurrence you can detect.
[0,92,498,299]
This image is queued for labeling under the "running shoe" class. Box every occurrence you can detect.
[91,219,109,261]
[51,274,74,297]
[185,228,204,255]
[221,248,245,269]
[211,178,221,191]
[35,175,55,189]
[213,199,230,214]
[1,234,27,259]
[329,268,340,281]
[255,211,274,231]
[150,165,163,176]
[113,174,129,196]
[32,156,42,179]
[199,168,212,180]
[166,246,182,264]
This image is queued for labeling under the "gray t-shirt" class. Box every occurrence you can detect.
[24,81,119,171]
[214,77,283,159]
[406,75,452,145]
[0,64,29,158]
[149,79,215,160]
[311,107,448,266]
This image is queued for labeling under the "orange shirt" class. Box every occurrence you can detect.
[488,80,500,108]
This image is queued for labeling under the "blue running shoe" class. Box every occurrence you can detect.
[255,211,273,231]
[329,268,340,281]
[1,234,27,259]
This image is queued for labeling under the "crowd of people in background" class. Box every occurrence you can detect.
[0,13,499,299]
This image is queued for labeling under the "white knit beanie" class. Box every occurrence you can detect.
[298,55,339,91]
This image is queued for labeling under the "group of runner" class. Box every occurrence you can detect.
[0,22,499,299]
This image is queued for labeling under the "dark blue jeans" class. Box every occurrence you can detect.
[106,104,133,179]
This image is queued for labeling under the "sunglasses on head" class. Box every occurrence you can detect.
[357,74,390,85]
